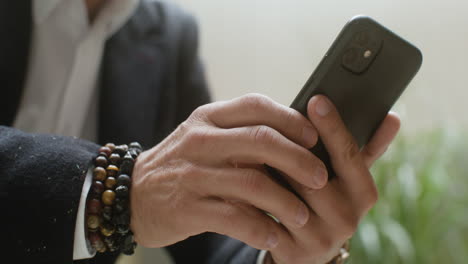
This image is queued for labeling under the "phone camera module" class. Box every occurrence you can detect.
[341,30,382,74]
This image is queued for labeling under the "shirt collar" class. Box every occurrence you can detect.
[96,0,139,38]
[33,0,62,25]
[33,0,139,38]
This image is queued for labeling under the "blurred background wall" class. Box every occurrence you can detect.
[119,0,468,263]
[175,0,468,134]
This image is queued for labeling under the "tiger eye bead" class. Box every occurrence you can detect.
[105,143,116,152]
[106,165,119,177]
[87,198,102,215]
[117,174,131,187]
[105,177,117,189]
[109,153,121,165]
[102,190,116,205]
[91,181,105,197]
[93,167,107,182]
[87,214,101,231]
[95,155,108,168]
[100,222,115,237]
[99,146,112,157]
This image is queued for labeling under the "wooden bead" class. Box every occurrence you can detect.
[100,222,115,237]
[117,174,131,187]
[89,232,106,252]
[91,181,105,197]
[102,190,116,205]
[109,153,121,165]
[95,155,108,168]
[99,146,112,157]
[105,143,116,152]
[106,165,119,178]
[105,177,117,189]
[87,198,102,215]
[93,167,107,181]
[87,214,101,230]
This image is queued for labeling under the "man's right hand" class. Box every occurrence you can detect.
[130,93,328,249]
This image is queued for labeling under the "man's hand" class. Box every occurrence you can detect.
[130,94,329,248]
[266,95,400,264]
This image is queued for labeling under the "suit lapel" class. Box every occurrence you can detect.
[0,0,33,126]
[99,1,174,147]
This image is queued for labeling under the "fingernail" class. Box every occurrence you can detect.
[315,97,332,117]
[295,203,309,227]
[266,233,279,249]
[302,125,317,148]
[313,166,328,187]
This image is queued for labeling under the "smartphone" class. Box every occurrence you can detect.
[266,15,422,195]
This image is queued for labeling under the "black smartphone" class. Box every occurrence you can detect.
[267,15,422,195]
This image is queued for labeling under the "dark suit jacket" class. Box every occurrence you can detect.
[0,1,259,263]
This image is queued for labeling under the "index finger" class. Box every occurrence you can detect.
[201,93,318,149]
[306,95,375,191]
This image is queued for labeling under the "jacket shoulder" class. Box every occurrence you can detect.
[132,0,199,40]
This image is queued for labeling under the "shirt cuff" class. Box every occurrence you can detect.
[256,250,268,264]
[73,166,96,260]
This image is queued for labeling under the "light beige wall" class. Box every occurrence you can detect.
[174,0,468,134]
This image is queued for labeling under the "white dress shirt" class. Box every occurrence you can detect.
[12,0,267,262]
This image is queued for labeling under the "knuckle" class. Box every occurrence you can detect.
[284,109,306,137]
[184,127,213,146]
[342,138,360,162]
[240,169,264,194]
[241,93,272,111]
[250,125,276,146]
[191,104,211,120]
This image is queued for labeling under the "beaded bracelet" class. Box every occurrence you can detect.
[86,142,142,255]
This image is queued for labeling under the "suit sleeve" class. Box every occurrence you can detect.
[0,126,99,263]
[166,10,261,264]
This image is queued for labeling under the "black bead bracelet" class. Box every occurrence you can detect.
[86,142,142,255]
